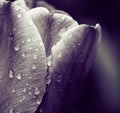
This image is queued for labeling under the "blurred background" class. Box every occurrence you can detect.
[33,0,120,113]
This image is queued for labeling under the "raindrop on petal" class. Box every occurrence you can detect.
[58,51,62,58]
[35,48,39,51]
[21,52,26,57]
[32,64,36,69]
[27,38,31,42]
[22,88,27,93]
[16,73,22,80]
[47,60,52,66]
[45,76,52,85]
[17,13,22,18]
[36,100,41,105]
[12,88,16,94]
[34,87,40,95]
[14,44,20,51]
[9,108,14,113]
[33,55,37,59]
[9,70,14,78]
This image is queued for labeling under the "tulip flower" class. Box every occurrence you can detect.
[0,0,101,113]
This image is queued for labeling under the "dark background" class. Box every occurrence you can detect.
[43,0,120,113]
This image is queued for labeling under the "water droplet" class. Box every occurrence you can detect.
[57,75,63,82]
[19,99,23,103]
[22,88,27,93]
[9,108,14,113]
[12,88,16,94]
[14,44,20,51]
[34,87,40,95]
[32,64,36,69]
[29,47,32,50]
[77,42,81,46]
[40,42,43,46]
[47,60,52,66]
[9,70,14,78]
[35,48,39,51]
[13,28,16,32]
[33,55,37,59]
[45,76,52,85]
[28,91,32,95]
[58,51,62,58]
[36,100,41,105]
[21,52,26,57]
[22,95,26,99]
[16,73,22,80]
[26,83,29,86]
[17,13,22,18]
[27,38,31,42]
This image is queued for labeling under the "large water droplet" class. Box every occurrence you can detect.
[22,88,27,93]
[9,70,14,78]
[28,91,32,95]
[45,76,52,85]
[17,13,22,18]
[34,87,40,95]
[35,48,39,51]
[32,64,36,69]
[14,44,20,51]
[47,60,52,66]
[9,108,14,113]
[58,51,62,58]
[21,52,26,57]
[57,75,63,82]
[33,55,37,59]
[27,38,31,42]
[16,73,22,80]
[22,95,26,100]
[36,100,41,105]
[12,88,16,94]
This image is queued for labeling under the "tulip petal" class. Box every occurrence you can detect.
[36,24,101,113]
[1,2,47,113]
[28,9,78,56]
[0,0,13,110]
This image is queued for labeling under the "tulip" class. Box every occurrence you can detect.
[0,0,101,113]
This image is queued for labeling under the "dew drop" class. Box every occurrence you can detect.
[19,99,23,103]
[45,76,52,85]
[47,60,52,66]
[58,51,62,58]
[28,91,32,95]
[12,88,16,94]
[14,44,20,51]
[57,75,63,82]
[9,70,14,78]
[34,87,40,95]
[22,95,26,99]
[33,55,37,59]
[29,47,32,50]
[27,38,31,42]
[36,100,41,105]
[16,73,22,80]
[9,108,14,113]
[32,64,36,69]
[17,13,22,18]
[35,48,39,51]
[22,88,27,93]
[21,52,26,57]
[26,83,29,86]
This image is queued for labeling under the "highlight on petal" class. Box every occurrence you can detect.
[35,24,101,113]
